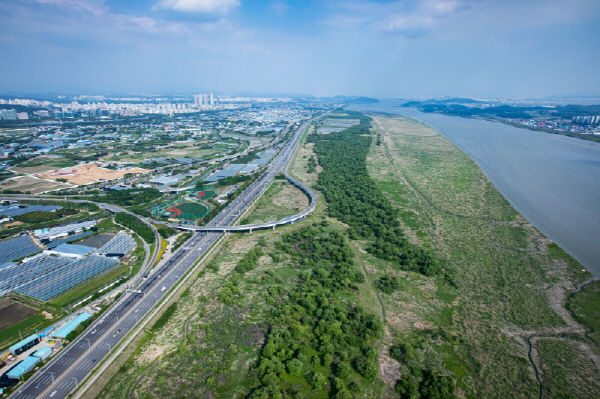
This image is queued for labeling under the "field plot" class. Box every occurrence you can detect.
[11,158,78,175]
[241,180,309,224]
[366,114,597,398]
[0,298,37,331]
[35,163,150,185]
[78,233,115,249]
[0,175,72,194]
[157,200,209,220]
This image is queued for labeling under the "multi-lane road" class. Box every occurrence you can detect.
[7,118,316,399]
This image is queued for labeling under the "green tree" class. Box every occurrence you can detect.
[286,358,303,376]
[309,371,327,390]
[395,375,420,399]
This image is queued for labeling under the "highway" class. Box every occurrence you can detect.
[6,117,316,399]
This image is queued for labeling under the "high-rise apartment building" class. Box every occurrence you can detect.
[193,93,215,107]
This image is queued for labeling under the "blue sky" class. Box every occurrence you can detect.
[1,0,599,98]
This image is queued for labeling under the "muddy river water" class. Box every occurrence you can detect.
[350,102,600,277]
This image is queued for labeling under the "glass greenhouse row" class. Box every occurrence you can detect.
[97,234,136,256]
[0,255,72,297]
[15,255,119,301]
[0,235,41,265]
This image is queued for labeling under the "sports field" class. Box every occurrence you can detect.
[166,202,209,219]
[175,202,208,215]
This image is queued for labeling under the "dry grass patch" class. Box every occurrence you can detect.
[0,175,72,193]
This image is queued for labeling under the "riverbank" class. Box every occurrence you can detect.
[350,102,600,278]
[367,114,600,398]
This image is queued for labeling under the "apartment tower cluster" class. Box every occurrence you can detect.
[193,93,215,107]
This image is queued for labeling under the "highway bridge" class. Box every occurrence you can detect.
[5,117,318,399]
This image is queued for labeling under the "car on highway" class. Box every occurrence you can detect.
[50,391,57,397]
[112,329,121,337]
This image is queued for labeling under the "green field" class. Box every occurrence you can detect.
[241,180,309,225]
[364,114,598,398]
[174,201,209,217]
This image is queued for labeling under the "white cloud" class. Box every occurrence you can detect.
[270,0,288,16]
[36,0,108,15]
[380,0,463,36]
[152,0,240,15]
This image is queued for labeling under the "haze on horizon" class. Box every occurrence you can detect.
[1,0,599,99]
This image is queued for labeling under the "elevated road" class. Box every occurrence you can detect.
[6,117,317,399]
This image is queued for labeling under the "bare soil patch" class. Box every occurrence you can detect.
[0,298,38,330]
[35,163,150,185]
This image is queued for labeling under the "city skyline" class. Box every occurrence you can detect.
[1,0,600,98]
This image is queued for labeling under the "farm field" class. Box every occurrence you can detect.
[0,175,72,194]
[104,147,221,163]
[10,157,78,174]
[0,298,37,330]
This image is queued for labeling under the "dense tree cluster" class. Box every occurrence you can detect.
[114,212,155,244]
[375,275,400,294]
[247,225,382,398]
[306,156,317,173]
[152,302,178,331]
[307,116,443,278]
[11,207,80,224]
[92,188,162,207]
[156,224,176,239]
[417,104,535,119]
[235,246,265,274]
[389,337,457,398]
[13,210,63,224]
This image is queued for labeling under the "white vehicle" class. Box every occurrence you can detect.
[161,286,166,292]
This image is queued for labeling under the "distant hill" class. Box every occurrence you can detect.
[401,98,486,107]
[435,98,486,104]
[330,96,379,104]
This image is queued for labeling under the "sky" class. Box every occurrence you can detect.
[1,0,600,98]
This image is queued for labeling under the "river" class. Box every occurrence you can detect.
[349,102,600,277]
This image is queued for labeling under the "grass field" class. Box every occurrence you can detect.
[0,314,48,352]
[11,158,78,174]
[173,201,209,217]
[365,114,598,398]
[241,180,309,225]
